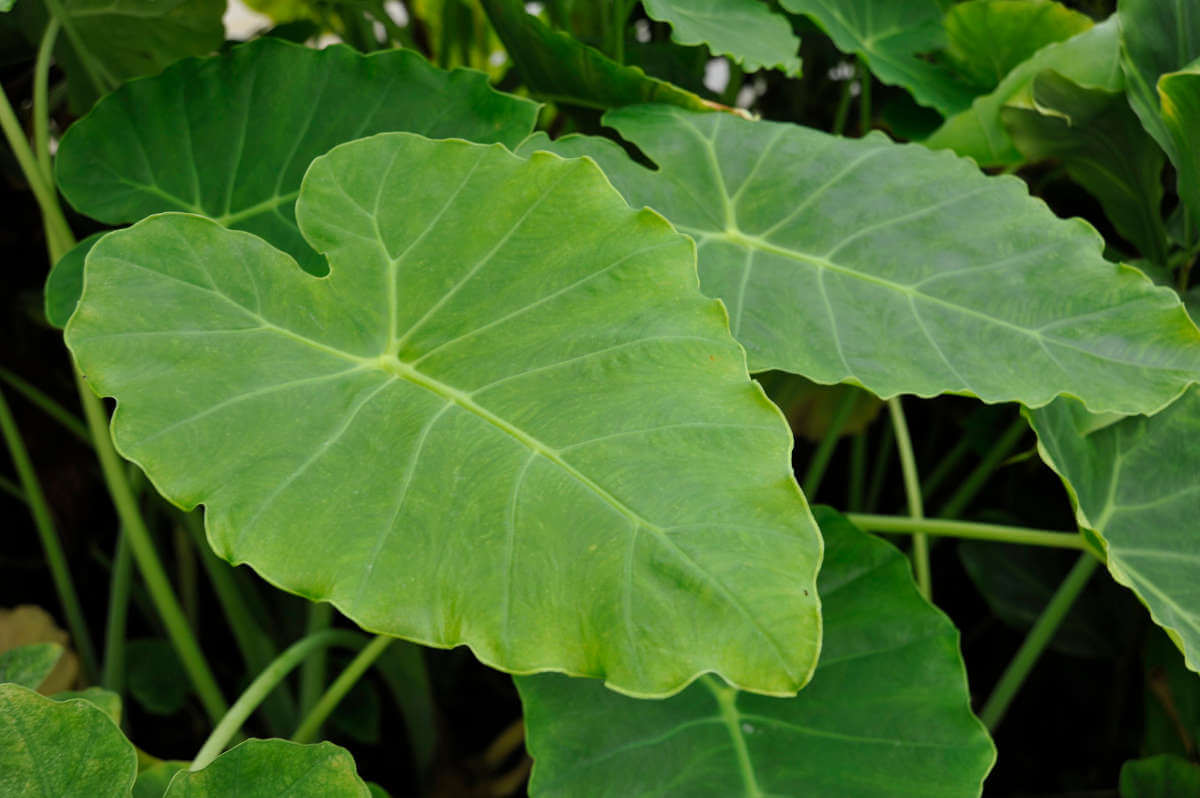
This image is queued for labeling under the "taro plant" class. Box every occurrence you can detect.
[1,0,1199,795]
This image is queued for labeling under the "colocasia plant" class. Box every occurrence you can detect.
[1,0,1199,795]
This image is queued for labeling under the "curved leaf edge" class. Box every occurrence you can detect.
[640,1,802,76]
[65,136,824,701]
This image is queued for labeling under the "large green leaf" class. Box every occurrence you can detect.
[1002,70,1168,265]
[520,105,1200,414]
[1029,388,1200,673]
[517,508,995,797]
[1120,754,1200,798]
[642,0,801,75]
[12,0,225,112]
[0,642,63,689]
[943,0,1093,91]
[926,16,1122,166]
[55,36,538,278]
[1118,0,1200,223]
[780,0,977,115]
[478,0,717,113]
[163,740,369,797]
[0,683,137,797]
[1157,62,1200,227]
[65,133,821,697]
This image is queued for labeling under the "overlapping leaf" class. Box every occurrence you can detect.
[164,740,369,797]
[943,0,1092,90]
[1003,71,1167,265]
[54,36,538,277]
[1119,0,1200,224]
[642,0,801,75]
[781,0,977,114]
[65,133,822,697]
[1120,754,1200,798]
[1029,388,1200,673]
[520,105,1200,413]
[518,508,994,797]
[926,17,1122,166]
[0,643,62,689]
[479,0,717,113]
[0,683,136,798]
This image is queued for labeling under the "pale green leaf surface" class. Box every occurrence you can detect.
[0,683,137,798]
[1119,0,1200,224]
[1029,388,1200,673]
[164,740,368,797]
[926,17,1122,166]
[642,0,801,75]
[55,36,539,276]
[1002,70,1168,265]
[1120,754,1200,798]
[479,0,717,113]
[780,0,977,114]
[520,106,1200,414]
[517,507,994,798]
[0,642,62,689]
[944,0,1092,90]
[1158,62,1200,226]
[65,133,822,698]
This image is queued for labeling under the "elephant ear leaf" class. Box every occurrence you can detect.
[163,740,370,797]
[517,508,995,798]
[642,0,802,76]
[521,105,1200,414]
[1028,388,1200,675]
[0,683,137,798]
[65,133,822,698]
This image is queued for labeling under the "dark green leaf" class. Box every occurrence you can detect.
[517,508,995,797]
[1157,62,1200,226]
[55,36,539,276]
[65,133,822,697]
[642,0,802,75]
[1002,70,1168,265]
[0,642,63,689]
[944,0,1093,90]
[781,0,977,114]
[127,638,189,716]
[521,105,1200,413]
[479,0,719,113]
[1141,629,1200,758]
[0,682,137,797]
[1120,754,1200,798]
[163,739,369,797]
[45,231,102,329]
[1029,388,1200,673]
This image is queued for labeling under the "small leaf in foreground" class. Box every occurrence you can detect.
[642,0,802,76]
[517,508,995,797]
[66,133,821,697]
[163,739,369,797]
[1029,388,1200,674]
[0,642,62,689]
[0,682,137,798]
[521,105,1200,414]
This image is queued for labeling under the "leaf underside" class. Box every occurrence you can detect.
[1029,388,1200,674]
[521,104,1200,414]
[517,508,995,798]
[66,133,821,698]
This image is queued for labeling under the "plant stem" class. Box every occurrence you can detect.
[0,474,25,503]
[847,431,867,511]
[292,635,394,744]
[921,437,970,501]
[0,367,90,444]
[831,63,855,135]
[0,386,99,682]
[299,602,334,716]
[858,61,872,135]
[802,390,858,499]
[847,513,1100,553]
[979,553,1100,730]
[888,397,930,599]
[0,83,73,258]
[192,629,366,770]
[101,530,132,693]
[33,18,60,186]
[938,417,1026,519]
[75,370,228,723]
[864,421,893,512]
